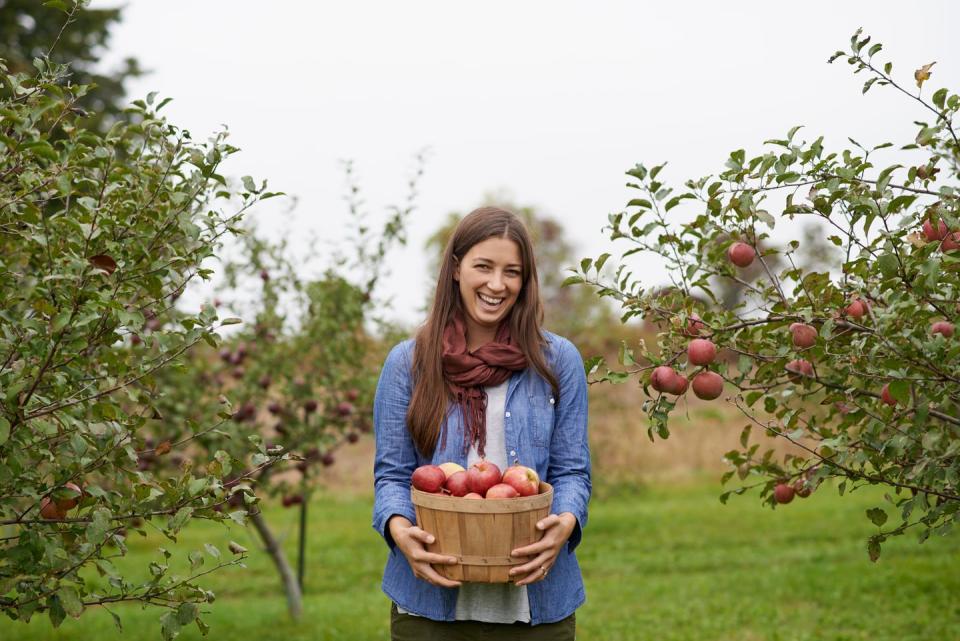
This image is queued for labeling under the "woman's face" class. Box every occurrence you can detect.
[454,236,523,341]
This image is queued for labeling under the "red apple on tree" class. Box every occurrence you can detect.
[785,359,814,383]
[931,321,954,338]
[727,241,756,267]
[922,216,948,241]
[843,298,870,319]
[501,465,540,497]
[466,460,502,496]
[687,339,717,366]
[485,483,519,499]
[682,313,707,337]
[773,483,795,504]
[412,464,446,493]
[691,371,724,400]
[651,366,688,395]
[941,232,960,252]
[789,323,818,349]
[39,496,66,520]
[56,482,84,511]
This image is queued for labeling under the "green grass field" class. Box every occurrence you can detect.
[2,479,958,641]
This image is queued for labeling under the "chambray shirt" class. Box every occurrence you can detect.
[372,331,591,625]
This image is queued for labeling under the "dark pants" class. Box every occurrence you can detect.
[390,603,576,641]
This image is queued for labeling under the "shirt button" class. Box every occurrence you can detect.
[549,397,555,404]
[509,450,516,457]
[505,411,511,418]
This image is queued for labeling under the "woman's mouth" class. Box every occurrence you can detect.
[477,292,505,312]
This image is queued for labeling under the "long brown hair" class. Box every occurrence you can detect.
[406,206,559,458]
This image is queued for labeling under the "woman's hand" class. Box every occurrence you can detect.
[388,515,462,588]
[508,512,577,586]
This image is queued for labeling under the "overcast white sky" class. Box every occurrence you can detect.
[92,1,959,328]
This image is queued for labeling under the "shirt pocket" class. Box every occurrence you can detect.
[527,393,555,448]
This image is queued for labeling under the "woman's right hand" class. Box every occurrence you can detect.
[388,515,462,588]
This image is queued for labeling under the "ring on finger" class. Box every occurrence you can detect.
[540,565,548,578]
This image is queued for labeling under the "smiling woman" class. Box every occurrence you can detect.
[371,207,591,640]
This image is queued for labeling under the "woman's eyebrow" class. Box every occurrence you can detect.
[472,256,522,268]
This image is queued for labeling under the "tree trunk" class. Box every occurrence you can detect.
[248,509,302,619]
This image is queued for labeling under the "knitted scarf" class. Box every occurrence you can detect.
[441,310,527,457]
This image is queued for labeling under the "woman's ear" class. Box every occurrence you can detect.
[452,257,460,282]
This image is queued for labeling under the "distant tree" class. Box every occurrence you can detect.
[0,0,142,132]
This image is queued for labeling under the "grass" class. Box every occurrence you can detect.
[2,479,958,641]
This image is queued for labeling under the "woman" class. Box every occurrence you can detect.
[372,207,591,640]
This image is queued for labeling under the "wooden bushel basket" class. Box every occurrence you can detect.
[411,481,553,583]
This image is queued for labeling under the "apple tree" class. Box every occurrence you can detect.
[0,51,283,636]
[570,31,959,560]
[148,158,421,618]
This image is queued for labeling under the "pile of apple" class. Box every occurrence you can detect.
[411,460,541,499]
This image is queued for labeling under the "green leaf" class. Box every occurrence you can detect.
[877,253,899,278]
[177,603,198,626]
[867,535,882,562]
[48,595,66,628]
[561,275,584,287]
[168,507,193,534]
[58,586,83,618]
[52,311,71,333]
[867,507,888,527]
[204,543,221,559]
[160,610,182,641]
[888,380,910,404]
[0,417,9,446]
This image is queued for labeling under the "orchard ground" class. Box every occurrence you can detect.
[2,387,957,641]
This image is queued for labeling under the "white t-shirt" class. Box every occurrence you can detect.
[397,380,532,623]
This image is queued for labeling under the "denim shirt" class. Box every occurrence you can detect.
[372,331,591,625]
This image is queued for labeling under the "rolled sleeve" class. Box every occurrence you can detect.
[372,341,420,551]
[546,336,591,553]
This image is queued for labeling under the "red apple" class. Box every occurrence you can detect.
[942,232,960,252]
[785,359,814,383]
[303,399,318,414]
[931,321,955,338]
[793,479,812,498]
[39,497,66,520]
[438,462,465,479]
[880,383,898,407]
[773,483,795,504]
[789,323,818,349]
[844,298,870,319]
[683,313,707,337]
[466,460,502,496]
[651,366,688,395]
[923,217,948,241]
[687,339,717,366]
[727,242,756,268]
[412,464,446,493]
[691,371,724,400]
[336,402,354,417]
[463,493,483,499]
[346,388,360,401]
[485,483,519,499]
[444,470,470,497]
[501,465,540,497]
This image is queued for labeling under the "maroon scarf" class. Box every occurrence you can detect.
[441,310,527,457]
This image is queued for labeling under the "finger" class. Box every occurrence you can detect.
[417,563,462,588]
[536,514,560,530]
[408,527,435,545]
[413,551,460,565]
[511,541,548,558]
[512,560,553,587]
[508,551,552,579]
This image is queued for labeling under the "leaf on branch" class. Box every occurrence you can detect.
[866,507,888,527]
[228,541,248,555]
[914,62,936,89]
[88,254,118,275]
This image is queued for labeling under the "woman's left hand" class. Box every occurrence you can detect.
[508,512,577,586]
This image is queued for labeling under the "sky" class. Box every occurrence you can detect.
[91,0,959,328]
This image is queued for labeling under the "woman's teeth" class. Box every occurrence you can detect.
[478,293,504,308]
